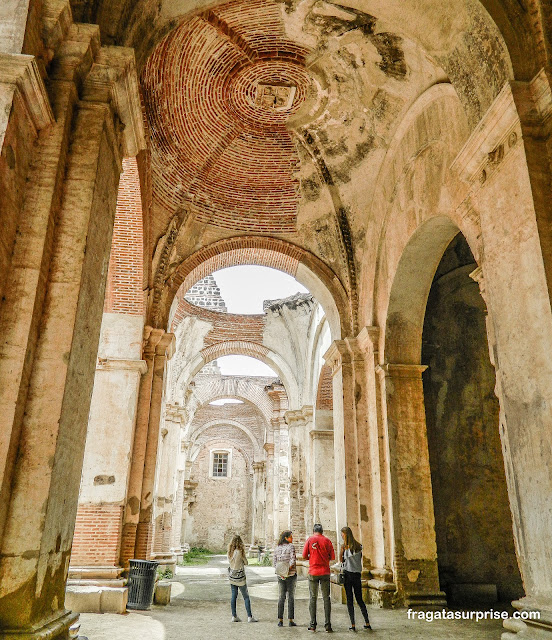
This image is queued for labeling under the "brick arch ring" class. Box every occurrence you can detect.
[176,340,301,408]
[154,236,352,339]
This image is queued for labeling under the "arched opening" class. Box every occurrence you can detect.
[382,218,523,607]
[421,232,523,605]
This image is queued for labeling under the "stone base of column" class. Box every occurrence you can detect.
[403,591,448,609]
[68,565,124,587]
[364,568,399,608]
[171,546,185,563]
[502,598,552,639]
[151,552,177,574]
[0,611,79,640]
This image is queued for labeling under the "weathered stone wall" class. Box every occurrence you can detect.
[422,234,523,602]
[188,441,252,550]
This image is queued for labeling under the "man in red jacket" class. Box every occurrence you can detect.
[303,523,335,632]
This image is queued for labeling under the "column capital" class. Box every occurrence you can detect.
[323,340,351,374]
[142,327,176,359]
[309,428,334,440]
[252,461,266,472]
[355,326,380,354]
[376,363,428,379]
[0,53,54,134]
[263,442,275,455]
[511,68,552,139]
[96,358,148,374]
[284,405,313,427]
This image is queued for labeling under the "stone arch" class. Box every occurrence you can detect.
[178,340,300,407]
[383,216,463,364]
[156,236,349,339]
[366,83,474,335]
[193,381,275,425]
[189,419,262,465]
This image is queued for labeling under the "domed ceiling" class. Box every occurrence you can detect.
[142,0,318,233]
[140,0,511,246]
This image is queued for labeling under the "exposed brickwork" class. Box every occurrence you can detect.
[172,295,266,343]
[71,504,123,566]
[120,522,138,569]
[141,0,312,233]
[135,521,154,560]
[104,157,144,315]
[201,340,269,365]
[316,365,333,411]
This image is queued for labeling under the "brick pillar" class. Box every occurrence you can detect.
[0,30,144,637]
[121,328,175,566]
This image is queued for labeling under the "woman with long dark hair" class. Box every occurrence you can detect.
[227,534,258,623]
[340,526,371,631]
[273,530,297,627]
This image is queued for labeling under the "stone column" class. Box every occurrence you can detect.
[251,462,266,545]
[180,479,198,549]
[309,425,336,547]
[376,364,444,608]
[151,403,185,569]
[170,440,190,560]
[324,341,361,537]
[355,327,396,604]
[285,407,312,544]
[120,328,175,567]
[0,29,144,637]
[263,442,276,546]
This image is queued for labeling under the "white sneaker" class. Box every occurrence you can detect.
[248,617,258,623]
[231,616,241,622]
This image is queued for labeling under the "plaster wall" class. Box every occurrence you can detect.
[79,313,145,504]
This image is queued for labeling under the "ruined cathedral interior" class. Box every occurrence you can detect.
[1,0,552,638]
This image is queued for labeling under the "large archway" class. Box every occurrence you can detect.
[421,232,523,605]
[380,217,522,607]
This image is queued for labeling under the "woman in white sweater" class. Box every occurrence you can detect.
[227,535,258,623]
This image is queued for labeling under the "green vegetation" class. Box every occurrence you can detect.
[180,547,212,565]
[157,567,174,580]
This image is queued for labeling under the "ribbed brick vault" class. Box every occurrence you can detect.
[142,0,314,233]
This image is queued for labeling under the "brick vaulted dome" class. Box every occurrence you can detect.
[142,0,318,233]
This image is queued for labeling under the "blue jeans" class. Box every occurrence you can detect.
[231,584,252,618]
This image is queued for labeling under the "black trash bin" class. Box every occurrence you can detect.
[127,559,158,610]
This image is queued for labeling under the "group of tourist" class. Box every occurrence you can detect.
[227,523,372,632]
